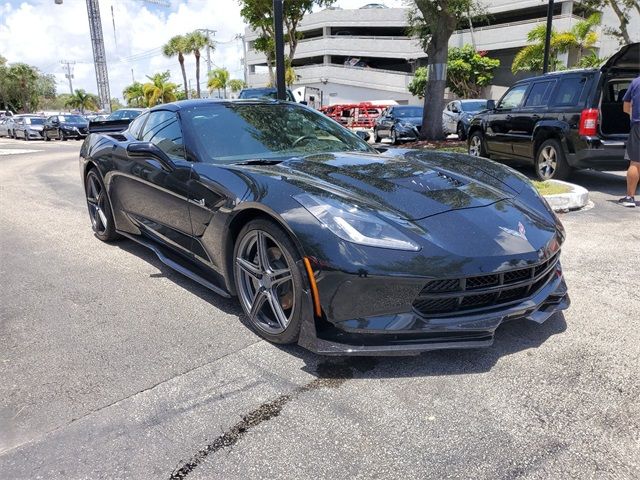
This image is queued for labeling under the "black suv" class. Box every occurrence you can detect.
[468,43,639,180]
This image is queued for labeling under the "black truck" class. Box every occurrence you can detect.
[467,43,639,180]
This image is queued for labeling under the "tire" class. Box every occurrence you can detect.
[468,131,489,158]
[374,129,381,143]
[390,128,398,145]
[456,122,466,141]
[85,169,119,242]
[535,138,571,181]
[60,131,67,141]
[44,131,50,141]
[233,219,305,344]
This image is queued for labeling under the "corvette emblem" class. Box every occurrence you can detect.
[499,222,528,241]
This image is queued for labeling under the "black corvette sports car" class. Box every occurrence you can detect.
[80,100,569,355]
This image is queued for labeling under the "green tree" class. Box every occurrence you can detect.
[185,30,215,98]
[65,89,100,114]
[239,0,335,83]
[143,72,178,106]
[228,79,247,93]
[163,35,189,99]
[408,47,499,99]
[111,98,124,111]
[207,68,230,98]
[570,12,602,64]
[408,0,480,140]
[123,81,147,107]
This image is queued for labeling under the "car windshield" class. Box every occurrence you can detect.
[59,115,86,123]
[240,89,295,102]
[183,103,375,163]
[460,100,488,112]
[393,107,423,118]
[26,118,44,125]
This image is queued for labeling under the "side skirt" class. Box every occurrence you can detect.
[117,230,231,298]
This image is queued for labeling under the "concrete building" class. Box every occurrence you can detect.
[244,1,639,105]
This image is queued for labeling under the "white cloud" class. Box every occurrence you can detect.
[0,0,405,103]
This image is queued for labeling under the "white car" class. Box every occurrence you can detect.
[443,99,490,140]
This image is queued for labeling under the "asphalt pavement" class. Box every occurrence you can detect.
[0,138,638,479]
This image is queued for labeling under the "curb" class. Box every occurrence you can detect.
[542,179,590,212]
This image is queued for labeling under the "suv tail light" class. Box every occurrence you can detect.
[579,108,598,136]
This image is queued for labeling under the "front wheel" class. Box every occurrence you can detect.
[85,169,118,242]
[535,139,571,180]
[468,131,489,158]
[456,123,467,141]
[234,219,305,344]
[390,128,398,145]
[60,131,67,141]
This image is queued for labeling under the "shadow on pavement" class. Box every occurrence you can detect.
[110,238,567,380]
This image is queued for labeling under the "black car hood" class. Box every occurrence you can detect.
[397,116,422,125]
[238,151,515,221]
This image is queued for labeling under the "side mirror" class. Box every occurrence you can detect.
[127,142,175,171]
[486,100,496,110]
[355,130,370,141]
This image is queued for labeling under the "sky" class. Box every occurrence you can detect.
[0,0,405,103]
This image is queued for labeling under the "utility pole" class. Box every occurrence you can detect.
[238,33,248,85]
[542,0,555,74]
[60,60,76,94]
[273,0,286,100]
[131,68,135,83]
[197,28,216,74]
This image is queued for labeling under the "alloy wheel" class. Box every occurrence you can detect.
[235,230,295,335]
[469,135,482,156]
[538,145,557,179]
[85,171,109,235]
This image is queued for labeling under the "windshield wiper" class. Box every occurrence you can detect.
[235,158,284,165]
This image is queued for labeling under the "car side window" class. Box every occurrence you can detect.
[550,76,588,106]
[524,80,555,108]
[141,111,185,160]
[497,84,529,110]
[128,112,148,140]
[110,110,122,120]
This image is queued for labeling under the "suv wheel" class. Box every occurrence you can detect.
[468,131,489,158]
[456,123,466,141]
[535,139,571,180]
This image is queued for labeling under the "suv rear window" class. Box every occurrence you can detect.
[550,76,588,106]
[524,80,555,107]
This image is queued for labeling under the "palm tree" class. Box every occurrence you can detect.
[65,89,99,114]
[228,79,246,94]
[512,24,572,74]
[143,72,178,107]
[122,81,146,107]
[569,13,602,65]
[185,30,214,98]
[207,68,229,98]
[163,35,189,99]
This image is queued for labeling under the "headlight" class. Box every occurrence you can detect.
[294,193,420,251]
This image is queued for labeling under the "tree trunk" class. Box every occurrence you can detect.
[420,18,456,140]
[178,53,188,99]
[195,50,201,98]
[608,0,631,44]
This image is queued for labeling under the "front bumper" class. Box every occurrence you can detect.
[298,268,569,356]
[25,130,43,139]
[396,126,420,141]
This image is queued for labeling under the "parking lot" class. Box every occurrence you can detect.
[0,138,638,479]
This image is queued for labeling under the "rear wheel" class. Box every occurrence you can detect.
[468,131,489,158]
[535,139,571,180]
[234,219,304,344]
[85,169,118,242]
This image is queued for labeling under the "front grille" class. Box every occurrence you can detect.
[412,252,560,317]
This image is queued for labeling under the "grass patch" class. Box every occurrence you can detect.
[532,180,572,196]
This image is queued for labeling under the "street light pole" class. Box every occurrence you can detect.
[542,0,555,74]
[273,0,286,100]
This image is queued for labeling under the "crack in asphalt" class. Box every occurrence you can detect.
[169,357,378,479]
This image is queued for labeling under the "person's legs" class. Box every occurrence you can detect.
[627,161,640,197]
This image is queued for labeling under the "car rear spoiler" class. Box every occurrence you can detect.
[88,119,132,134]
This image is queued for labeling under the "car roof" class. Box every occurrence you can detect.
[512,68,597,87]
[148,99,291,112]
